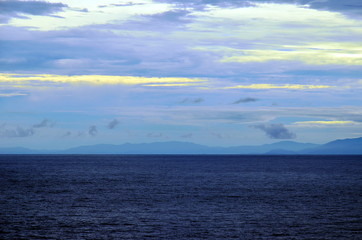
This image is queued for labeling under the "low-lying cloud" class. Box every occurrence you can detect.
[33,119,54,128]
[88,125,98,136]
[180,98,204,104]
[147,132,164,138]
[233,97,258,104]
[180,133,193,138]
[0,126,35,138]
[253,123,296,139]
[107,119,120,129]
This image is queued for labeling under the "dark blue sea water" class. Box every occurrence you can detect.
[0,155,361,239]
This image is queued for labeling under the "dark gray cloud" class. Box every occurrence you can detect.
[253,123,296,139]
[0,0,67,23]
[233,97,258,104]
[33,119,54,128]
[88,125,98,136]
[180,98,204,104]
[0,126,34,138]
[107,119,120,129]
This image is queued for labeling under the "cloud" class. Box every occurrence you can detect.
[147,132,164,138]
[0,92,27,97]
[146,9,192,24]
[0,0,67,23]
[0,73,206,88]
[293,120,358,127]
[88,125,98,136]
[33,119,54,128]
[118,9,194,32]
[155,0,254,9]
[6,0,171,30]
[233,97,258,104]
[99,3,145,8]
[156,0,362,16]
[180,98,204,104]
[225,84,331,90]
[304,0,362,16]
[220,47,362,66]
[211,132,223,139]
[0,126,35,138]
[180,133,193,138]
[62,131,72,137]
[143,83,202,87]
[253,123,296,139]
[107,119,120,129]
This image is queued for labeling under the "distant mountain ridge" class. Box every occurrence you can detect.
[301,137,362,154]
[1,137,361,154]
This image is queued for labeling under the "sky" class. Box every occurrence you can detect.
[0,0,362,150]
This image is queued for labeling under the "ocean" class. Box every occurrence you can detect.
[0,155,361,239]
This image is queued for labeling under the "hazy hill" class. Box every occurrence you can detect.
[225,141,318,154]
[302,137,362,155]
[0,137,361,154]
[59,141,218,154]
[0,147,38,154]
[58,140,319,154]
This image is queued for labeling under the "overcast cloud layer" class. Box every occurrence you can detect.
[0,0,361,149]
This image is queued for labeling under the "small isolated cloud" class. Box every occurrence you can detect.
[0,126,34,138]
[253,123,296,139]
[107,119,120,129]
[180,133,193,138]
[147,132,163,138]
[88,125,98,136]
[180,98,204,104]
[62,131,72,137]
[77,131,86,137]
[33,119,54,128]
[211,132,223,139]
[233,97,258,104]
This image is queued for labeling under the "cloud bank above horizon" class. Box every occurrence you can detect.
[0,0,361,149]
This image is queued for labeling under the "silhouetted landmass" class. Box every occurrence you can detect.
[301,137,362,154]
[60,142,218,154]
[0,147,37,154]
[0,137,361,154]
[225,141,318,154]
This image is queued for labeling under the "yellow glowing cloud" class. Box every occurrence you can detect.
[143,83,203,87]
[0,73,205,86]
[220,47,362,65]
[294,121,357,125]
[224,84,331,90]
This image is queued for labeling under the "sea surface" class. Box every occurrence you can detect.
[0,155,361,239]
